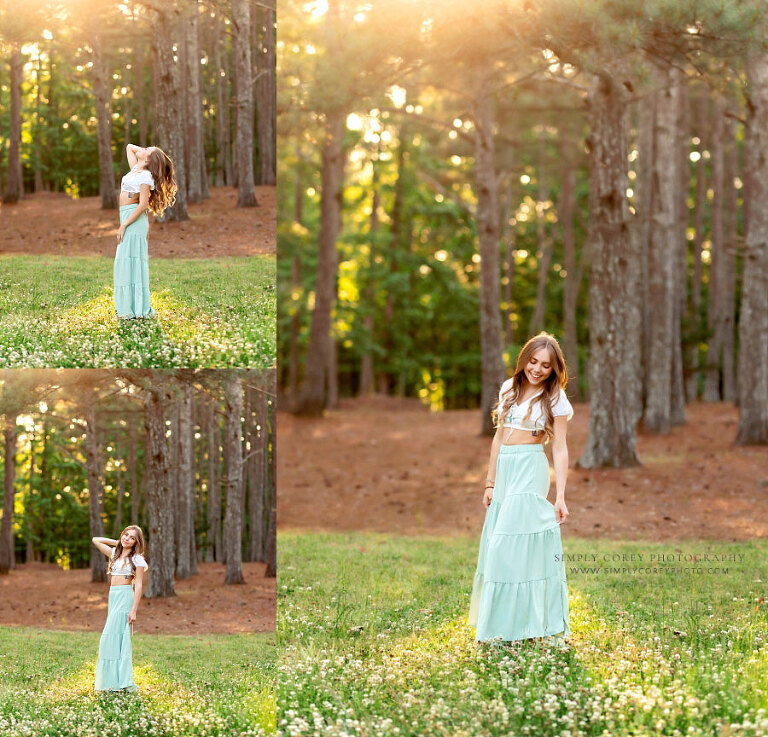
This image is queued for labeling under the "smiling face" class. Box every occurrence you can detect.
[524,347,553,387]
[120,528,137,553]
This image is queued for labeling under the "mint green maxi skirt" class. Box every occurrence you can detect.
[468,444,570,642]
[94,585,137,691]
[114,204,156,319]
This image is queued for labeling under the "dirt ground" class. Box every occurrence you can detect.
[0,562,275,635]
[0,186,275,258]
[278,395,768,541]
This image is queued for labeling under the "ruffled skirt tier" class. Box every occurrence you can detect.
[94,585,137,691]
[468,444,570,642]
[114,205,155,319]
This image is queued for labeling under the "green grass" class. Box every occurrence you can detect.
[278,531,768,736]
[0,255,275,368]
[0,627,276,736]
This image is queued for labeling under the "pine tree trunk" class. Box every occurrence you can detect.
[671,67,688,422]
[46,45,56,191]
[232,0,257,206]
[144,384,176,598]
[26,435,35,564]
[202,14,214,188]
[184,0,208,203]
[721,112,737,402]
[34,58,44,194]
[737,53,768,444]
[191,399,201,572]
[266,369,276,566]
[213,11,226,186]
[176,382,194,578]
[123,62,133,153]
[206,399,217,562]
[0,423,17,575]
[559,130,579,398]
[636,96,654,410]
[473,77,506,436]
[0,99,6,195]
[136,42,148,147]
[359,163,379,396]
[91,33,117,210]
[502,177,516,348]
[255,2,276,185]
[264,495,276,578]
[704,93,725,401]
[249,385,265,561]
[578,72,642,468]
[85,394,107,582]
[643,64,679,433]
[129,421,139,523]
[688,91,708,401]
[2,46,24,204]
[294,110,344,415]
[383,131,407,395]
[293,1,345,415]
[223,373,245,584]
[327,335,339,408]
[114,458,124,536]
[530,129,554,336]
[151,8,190,221]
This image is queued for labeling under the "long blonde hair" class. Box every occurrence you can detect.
[146,147,178,217]
[492,332,570,445]
[107,525,146,582]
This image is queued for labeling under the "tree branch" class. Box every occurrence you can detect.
[416,170,476,216]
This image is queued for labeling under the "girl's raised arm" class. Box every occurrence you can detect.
[92,536,117,557]
[126,144,140,168]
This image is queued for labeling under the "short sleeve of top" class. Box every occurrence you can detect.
[120,169,155,193]
[552,389,574,421]
[135,170,154,189]
[498,377,514,403]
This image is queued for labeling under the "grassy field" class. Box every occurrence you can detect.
[0,255,275,368]
[279,531,768,737]
[0,627,275,736]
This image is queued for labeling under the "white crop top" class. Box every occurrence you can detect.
[498,378,574,433]
[120,168,154,194]
[109,548,148,576]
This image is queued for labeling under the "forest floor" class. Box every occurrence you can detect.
[0,561,275,635]
[278,395,768,541]
[0,185,275,257]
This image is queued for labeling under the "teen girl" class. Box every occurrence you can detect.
[468,332,573,645]
[116,144,178,319]
[92,525,149,691]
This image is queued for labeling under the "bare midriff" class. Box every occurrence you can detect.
[111,574,133,586]
[119,191,141,207]
[500,427,545,446]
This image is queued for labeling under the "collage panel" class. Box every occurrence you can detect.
[0,0,277,734]
[277,1,768,736]
[0,0,275,369]
[0,368,276,735]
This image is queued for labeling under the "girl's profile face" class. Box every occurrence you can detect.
[120,529,137,551]
[524,347,553,387]
[136,146,156,163]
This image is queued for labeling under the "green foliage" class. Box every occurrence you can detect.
[279,0,765,408]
